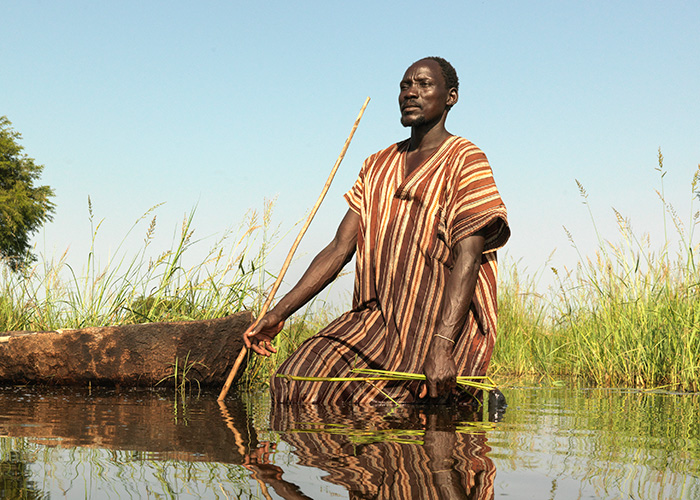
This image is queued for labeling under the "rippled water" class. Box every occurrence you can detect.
[1,384,698,499]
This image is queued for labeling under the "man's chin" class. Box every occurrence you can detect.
[400,116,426,128]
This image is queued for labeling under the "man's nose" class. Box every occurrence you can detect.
[402,83,418,98]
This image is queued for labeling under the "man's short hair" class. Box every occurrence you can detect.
[421,56,459,92]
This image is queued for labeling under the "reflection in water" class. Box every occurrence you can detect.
[490,386,700,499]
[0,386,698,499]
[261,404,497,500]
[0,386,257,464]
[0,448,46,500]
[0,386,497,499]
[0,386,264,498]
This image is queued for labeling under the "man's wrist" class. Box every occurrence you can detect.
[430,335,455,354]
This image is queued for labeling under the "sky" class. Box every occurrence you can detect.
[3,1,700,306]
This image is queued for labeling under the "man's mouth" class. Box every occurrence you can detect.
[402,103,420,111]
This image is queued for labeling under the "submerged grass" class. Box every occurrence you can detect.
[493,152,700,391]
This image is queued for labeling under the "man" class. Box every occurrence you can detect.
[244,57,509,405]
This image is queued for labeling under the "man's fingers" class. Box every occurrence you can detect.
[419,381,443,399]
[261,340,277,354]
[249,343,266,356]
[421,378,457,400]
[251,345,271,357]
[250,339,278,357]
[428,379,439,399]
[243,322,260,349]
[243,333,254,349]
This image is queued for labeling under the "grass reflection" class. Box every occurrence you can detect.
[1,387,698,499]
[489,386,700,499]
[0,439,46,500]
[3,441,267,500]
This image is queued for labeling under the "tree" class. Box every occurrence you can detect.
[0,116,55,271]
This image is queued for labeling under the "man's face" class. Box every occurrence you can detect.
[399,59,453,128]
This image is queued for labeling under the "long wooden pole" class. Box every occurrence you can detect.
[217,96,370,401]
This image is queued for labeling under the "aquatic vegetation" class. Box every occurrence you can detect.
[494,152,700,391]
[156,351,208,412]
[277,368,497,390]
[0,200,278,332]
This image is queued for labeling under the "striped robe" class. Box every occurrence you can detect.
[271,136,509,404]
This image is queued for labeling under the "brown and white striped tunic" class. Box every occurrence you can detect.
[272,136,509,404]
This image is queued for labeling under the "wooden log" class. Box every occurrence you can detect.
[0,311,253,386]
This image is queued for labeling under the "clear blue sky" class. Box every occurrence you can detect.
[3,1,699,303]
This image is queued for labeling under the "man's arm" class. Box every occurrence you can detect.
[421,229,486,399]
[244,208,360,356]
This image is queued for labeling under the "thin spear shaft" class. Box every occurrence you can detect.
[217,97,370,401]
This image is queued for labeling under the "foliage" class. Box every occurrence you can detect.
[0,116,55,271]
[0,200,276,332]
[493,151,700,391]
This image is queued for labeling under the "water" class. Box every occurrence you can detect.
[1,384,698,499]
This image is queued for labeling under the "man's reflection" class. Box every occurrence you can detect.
[236,403,496,500]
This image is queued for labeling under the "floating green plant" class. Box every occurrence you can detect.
[276,367,498,393]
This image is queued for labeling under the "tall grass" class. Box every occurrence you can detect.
[0,198,278,332]
[3,153,698,392]
[493,152,700,391]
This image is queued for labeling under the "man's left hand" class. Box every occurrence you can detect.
[420,336,458,400]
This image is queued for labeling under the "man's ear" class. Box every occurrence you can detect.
[447,88,458,107]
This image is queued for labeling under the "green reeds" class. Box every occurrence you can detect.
[493,152,700,391]
[0,199,277,332]
[156,351,207,407]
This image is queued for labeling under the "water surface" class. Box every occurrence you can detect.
[1,385,697,499]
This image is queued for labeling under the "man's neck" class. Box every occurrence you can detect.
[408,118,451,152]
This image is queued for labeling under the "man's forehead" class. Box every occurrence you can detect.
[401,59,443,82]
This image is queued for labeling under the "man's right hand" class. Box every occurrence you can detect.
[243,313,285,356]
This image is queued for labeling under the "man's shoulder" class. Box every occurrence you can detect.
[444,136,490,166]
[364,139,408,162]
[446,136,483,154]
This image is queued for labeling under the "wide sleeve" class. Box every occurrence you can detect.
[445,147,510,253]
[343,161,366,215]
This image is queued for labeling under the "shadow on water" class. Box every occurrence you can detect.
[0,385,699,499]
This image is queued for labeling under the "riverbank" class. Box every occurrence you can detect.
[2,158,698,392]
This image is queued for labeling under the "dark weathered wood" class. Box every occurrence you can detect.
[0,311,253,386]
